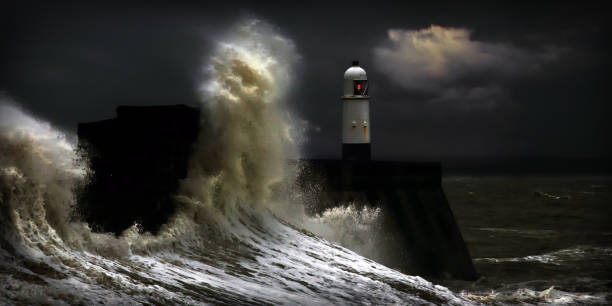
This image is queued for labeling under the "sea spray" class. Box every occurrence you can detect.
[175,19,300,230]
[0,99,134,259]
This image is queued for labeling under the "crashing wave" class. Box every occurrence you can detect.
[0,19,472,305]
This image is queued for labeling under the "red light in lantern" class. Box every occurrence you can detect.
[357,84,362,90]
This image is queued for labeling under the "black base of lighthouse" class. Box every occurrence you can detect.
[342,143,371,160]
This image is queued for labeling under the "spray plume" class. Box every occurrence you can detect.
[179,19,300,217]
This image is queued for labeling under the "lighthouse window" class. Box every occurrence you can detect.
[353,80,368,95]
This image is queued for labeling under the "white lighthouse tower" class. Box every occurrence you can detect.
[342,60,371,160]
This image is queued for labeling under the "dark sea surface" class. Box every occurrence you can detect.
[442,176,612,303]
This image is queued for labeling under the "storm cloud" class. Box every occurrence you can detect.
[1,2,609,167]
[373,25,564,108]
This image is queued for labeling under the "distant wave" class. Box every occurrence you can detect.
[475,245,612,265]
[462,285,609,305]
[474,227,558,238]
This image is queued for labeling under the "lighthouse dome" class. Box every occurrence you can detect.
[344,61,367,81]
[343,60,368,96]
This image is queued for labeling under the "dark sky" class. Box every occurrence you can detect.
[1,1,609,163]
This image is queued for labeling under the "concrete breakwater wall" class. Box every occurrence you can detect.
[298,160,477,280]
[77,105,200,234]
[77,105,476,280]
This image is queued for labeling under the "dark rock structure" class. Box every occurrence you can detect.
[77,105,200,235]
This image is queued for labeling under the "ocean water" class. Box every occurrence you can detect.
[442,176,612,303]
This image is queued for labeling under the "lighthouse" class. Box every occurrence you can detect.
[342,60,371,160]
